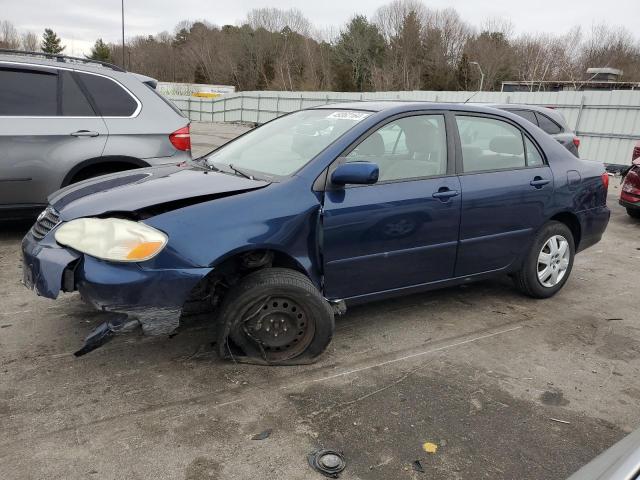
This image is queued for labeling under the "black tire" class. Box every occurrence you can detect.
[514,221,575,299]
[627,208,640,219]
[216,268,334,365]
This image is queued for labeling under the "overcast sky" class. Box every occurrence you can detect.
[5,0,640,56]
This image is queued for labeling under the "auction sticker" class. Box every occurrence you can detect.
[326,111,370,121]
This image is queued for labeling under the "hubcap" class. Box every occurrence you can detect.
[537,235,570,288]
[238,296,315,361]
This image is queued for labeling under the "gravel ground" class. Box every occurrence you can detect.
[0,122,638,479]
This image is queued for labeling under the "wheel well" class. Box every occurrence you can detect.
[550,212,581,249]
[182,249,311,316]
[63,156,149,186]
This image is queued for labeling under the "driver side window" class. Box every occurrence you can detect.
[346,115,447,182]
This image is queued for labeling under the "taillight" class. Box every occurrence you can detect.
[633,145,640,161]
[169,125,191,151]
[601,172,609,191]
[573,137,580,149]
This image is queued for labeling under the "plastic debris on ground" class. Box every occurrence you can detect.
[422,442,438,454]
[251,429,272,440]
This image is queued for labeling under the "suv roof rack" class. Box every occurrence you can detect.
[0,48,126,72]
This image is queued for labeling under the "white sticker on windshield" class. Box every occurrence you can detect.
[326,111,371,121]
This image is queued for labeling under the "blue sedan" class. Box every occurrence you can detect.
[21,102,610,363]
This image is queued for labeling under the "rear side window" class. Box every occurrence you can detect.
[456,116,526,173]
[61,71,95,116]
[0,68,57,116]
[525,137,544,167]
[509,109,538,125]
[77,73,138,117]
[535,112,562,134]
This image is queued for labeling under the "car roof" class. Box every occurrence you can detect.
[484,103,570,128]
[0,50,127,78]
[313,101,513,116]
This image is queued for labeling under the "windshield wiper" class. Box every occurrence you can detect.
[228,164,254,180]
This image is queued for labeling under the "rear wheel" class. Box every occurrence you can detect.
[627,208,640,219]
[514,221,575,299]
[69,163,138,184]
[217,268,334,364]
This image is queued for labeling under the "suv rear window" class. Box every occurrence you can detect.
[0,68,57,116]
[509,109,538,125]
[535,112,562,134]
[77,72,138,117]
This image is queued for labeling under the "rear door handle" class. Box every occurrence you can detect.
[71,130,99,137]
[530,177,551,188]
[432,188,459,200]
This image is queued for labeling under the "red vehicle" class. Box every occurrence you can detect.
[620,140,640,218]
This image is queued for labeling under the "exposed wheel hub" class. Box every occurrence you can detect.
[245,297,309,352]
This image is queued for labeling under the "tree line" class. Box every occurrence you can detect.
[2,0,640,92]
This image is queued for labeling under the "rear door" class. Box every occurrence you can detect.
[0,65,108,208]
[453,113,553,276]
[322,113,461,300]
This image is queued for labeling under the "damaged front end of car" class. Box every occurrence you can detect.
[21,164,272,356]
[22,211,213,356]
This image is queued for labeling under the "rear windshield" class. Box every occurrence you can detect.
[205,109,371,177]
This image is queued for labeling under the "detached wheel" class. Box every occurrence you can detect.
[627,208,640,219]
[217,268,334,364]
[514,221,575,299]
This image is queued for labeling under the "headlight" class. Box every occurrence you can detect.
[54,218,168,262]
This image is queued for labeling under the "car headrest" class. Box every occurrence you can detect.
[489,136,523,156]
[358,132,385,156]
[403,121,438,154]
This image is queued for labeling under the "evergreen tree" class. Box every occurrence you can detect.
[87,38,111,62]
[333,16,385,91]
[41,28,65,54]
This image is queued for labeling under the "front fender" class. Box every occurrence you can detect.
[143,178,323,286]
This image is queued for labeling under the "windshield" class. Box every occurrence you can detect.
[205,109,371,177]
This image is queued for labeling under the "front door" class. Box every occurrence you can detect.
[322,113,461,300]
[453,113,554,276]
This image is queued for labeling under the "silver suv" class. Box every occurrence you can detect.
[0,50,191,219]
[490,103,580,157]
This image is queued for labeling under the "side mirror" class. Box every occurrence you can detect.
[331,162,379,186]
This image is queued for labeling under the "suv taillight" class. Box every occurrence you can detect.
[573,137,580,149]
[601,172,609,192]
[169,125,191,151]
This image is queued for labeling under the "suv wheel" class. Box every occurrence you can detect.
[627,208,640,219]
[514,221,575,299]
[217,268,334,365]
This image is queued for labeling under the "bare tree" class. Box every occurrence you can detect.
[0,20,20,49]
[21,31,38,51]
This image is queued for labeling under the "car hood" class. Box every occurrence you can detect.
[49,164,270,220]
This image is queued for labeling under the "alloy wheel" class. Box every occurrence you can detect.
[537,235,570,288]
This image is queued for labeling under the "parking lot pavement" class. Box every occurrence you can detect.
[190,121,252,157]
[1,135,639,480]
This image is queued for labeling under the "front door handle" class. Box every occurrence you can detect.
[71,130,99,137]
[530,177,551,188]
[432,188,459,200]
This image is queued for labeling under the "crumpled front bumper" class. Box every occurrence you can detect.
[21,229,212,342]
[21,231,80,298]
